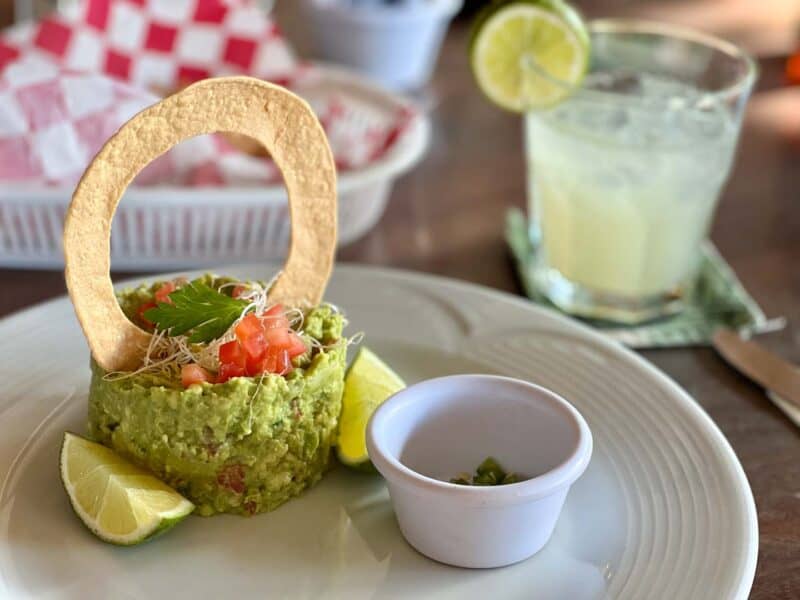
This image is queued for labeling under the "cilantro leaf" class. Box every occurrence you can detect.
[143,280,249,343]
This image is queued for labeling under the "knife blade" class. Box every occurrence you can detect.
[712,328,800,411]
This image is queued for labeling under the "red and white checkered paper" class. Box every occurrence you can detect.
[0,0,416,187]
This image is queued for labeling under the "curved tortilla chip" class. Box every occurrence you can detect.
[64,77,337,372]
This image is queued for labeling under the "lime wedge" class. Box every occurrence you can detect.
[470,0,589,112]
[60,432,194,545]
[337,348,405,472]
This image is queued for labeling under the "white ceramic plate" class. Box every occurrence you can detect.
[0,265,757,599]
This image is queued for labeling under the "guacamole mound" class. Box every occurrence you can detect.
[88,283,346,517]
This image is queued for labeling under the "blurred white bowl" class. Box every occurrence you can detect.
[302,0,463,91]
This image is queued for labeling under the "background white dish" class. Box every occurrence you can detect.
[0,265,757,599]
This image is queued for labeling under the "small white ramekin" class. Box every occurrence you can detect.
[366,374,592,569]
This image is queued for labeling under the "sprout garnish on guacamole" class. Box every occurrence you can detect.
[111,274,338,388]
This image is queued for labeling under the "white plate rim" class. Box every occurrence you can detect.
[325,264,758,600]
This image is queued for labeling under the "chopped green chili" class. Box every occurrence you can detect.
[449,457,522,486]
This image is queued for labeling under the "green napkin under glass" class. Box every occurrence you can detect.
[506,209,782,349]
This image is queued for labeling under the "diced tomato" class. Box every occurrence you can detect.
[235,314,266,359]
[243,345,268,376]
[264,326,290,347]
[218,340,248,383]
[236,313,264,339]
[232,284,247,299]
[244,353,264,377]
[265,346,280,373]
[263,304,284,318]
[246,345,280,376]
[262,305,289,330]
[154,278,188,304]
[181,364,214,387]
[219,305,300,379]
[251,346,293,376]
[286,332,307,359]
[274,349,292,375]
[139,279,185,328]
[218,362,247,383]
[259,345,279,375]
[137,300,157,327]
[155,281,177,304]
[219,340,246,366]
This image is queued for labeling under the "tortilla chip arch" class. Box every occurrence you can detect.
[63,77,338,372]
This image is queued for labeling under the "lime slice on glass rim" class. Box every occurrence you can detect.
[60,432,194,545]
[470,0,590,112]
[336,347,406,473]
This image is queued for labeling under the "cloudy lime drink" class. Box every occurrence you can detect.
[523,20,756,322]
[526,73,737,304]
[469,5,755,322]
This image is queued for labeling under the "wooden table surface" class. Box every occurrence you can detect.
[1,10,799,600]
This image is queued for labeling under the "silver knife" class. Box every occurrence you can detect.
[712,328,800,411]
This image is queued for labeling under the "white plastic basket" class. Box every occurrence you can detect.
[0,67,429,270]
